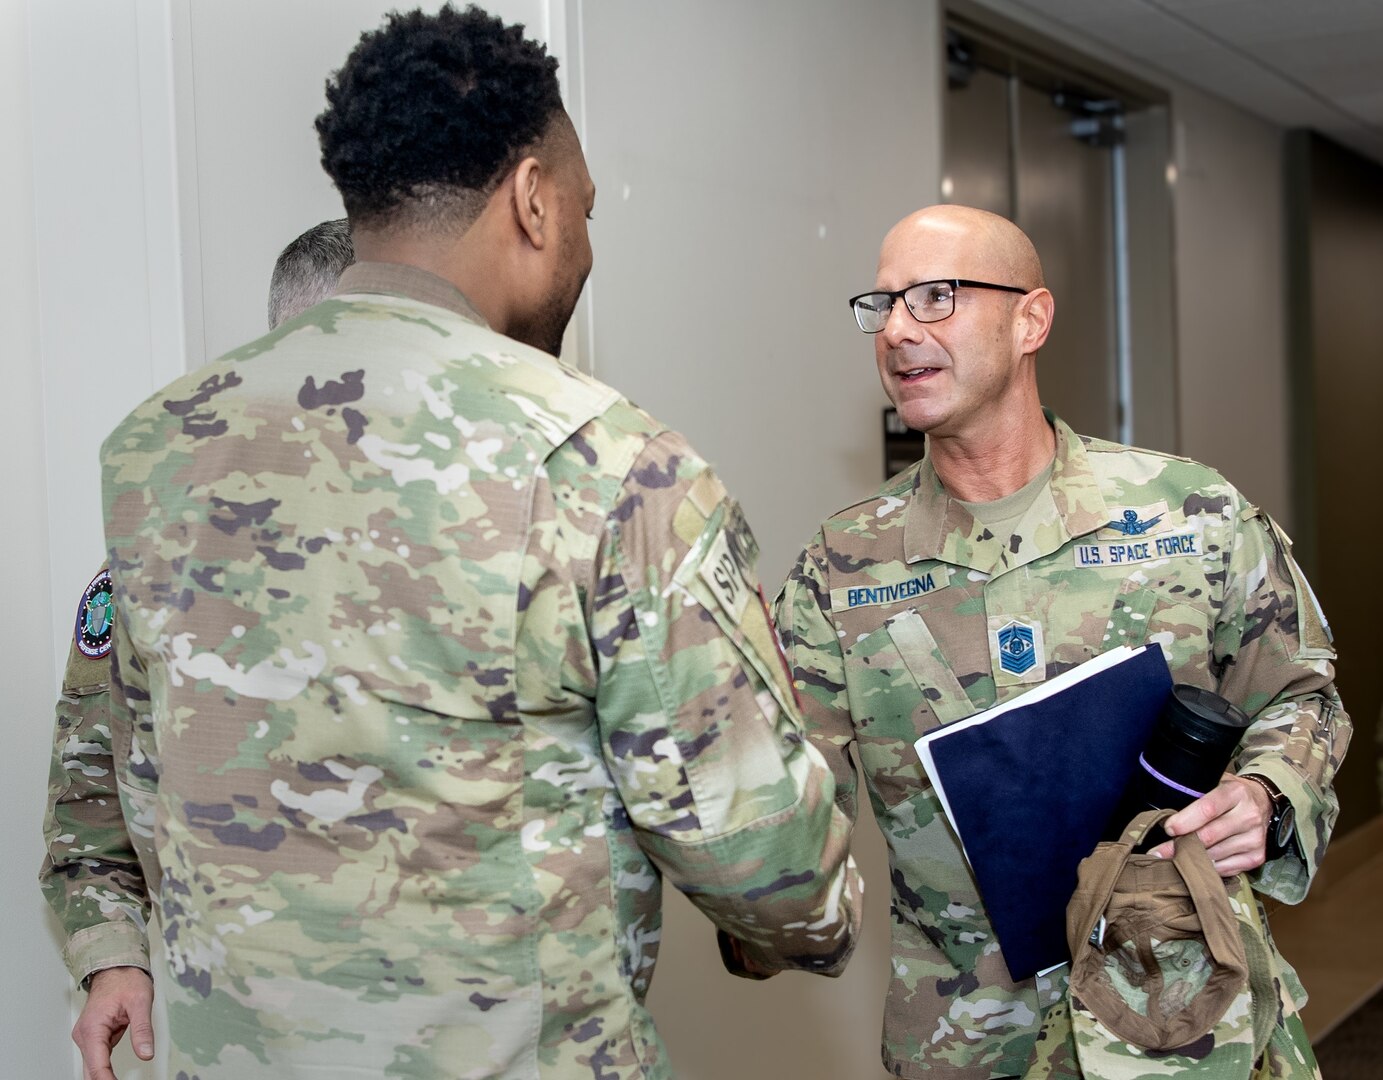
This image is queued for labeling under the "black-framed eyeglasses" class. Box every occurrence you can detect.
[848,279,1030,333]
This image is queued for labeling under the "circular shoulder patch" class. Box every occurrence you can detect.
[75,568,115,659]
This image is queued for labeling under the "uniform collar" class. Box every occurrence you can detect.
[902,410,1110,575]
[333,262,489,327]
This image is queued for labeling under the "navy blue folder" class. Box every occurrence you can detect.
[915,644,1173,982]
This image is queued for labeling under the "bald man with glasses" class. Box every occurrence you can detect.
[762,204,1347,1079]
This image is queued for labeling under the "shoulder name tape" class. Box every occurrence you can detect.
[699,528,751,622]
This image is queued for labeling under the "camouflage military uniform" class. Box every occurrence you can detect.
[41,577,153,986]
[98,263,861,1079]
[776,413,1349,1080]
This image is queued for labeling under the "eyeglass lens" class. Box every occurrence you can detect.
[853,282,955,332]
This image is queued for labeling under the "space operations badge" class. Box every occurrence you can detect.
[831,566,951,611]
[75,567,115,659]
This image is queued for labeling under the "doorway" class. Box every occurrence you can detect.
[942,11,1177,450]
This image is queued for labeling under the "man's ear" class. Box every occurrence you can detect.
[1016,288,1055,355]
[509,155,547,250]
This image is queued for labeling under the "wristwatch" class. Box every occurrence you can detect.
[1241,773,1296,859]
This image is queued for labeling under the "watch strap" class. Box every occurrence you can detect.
[1240,773,1294,857]
[1239,772,1283,809]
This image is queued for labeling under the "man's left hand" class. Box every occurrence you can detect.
[1152,773,1272,877]
[73,966,155,1080]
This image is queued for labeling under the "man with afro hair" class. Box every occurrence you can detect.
[317,3,587,358]
[92,5,862,1078]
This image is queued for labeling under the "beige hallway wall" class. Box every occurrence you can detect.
[1288,131,1383,837]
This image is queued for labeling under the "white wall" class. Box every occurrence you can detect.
[1,2,72,1075]
[30,0,188,690]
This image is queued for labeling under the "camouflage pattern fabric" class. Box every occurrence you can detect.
[98,262,861,1079]
[776,413,1350,1080]
[1236,879,1322,1080]
[41,588,153,985]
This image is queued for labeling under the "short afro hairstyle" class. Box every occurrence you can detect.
[317,4,564,229]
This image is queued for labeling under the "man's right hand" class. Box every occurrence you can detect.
[73,966,154,1080]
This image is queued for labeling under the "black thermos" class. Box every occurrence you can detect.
[1105,684,1252,844]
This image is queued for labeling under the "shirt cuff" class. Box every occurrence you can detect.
[1237,758,1334,904]
[65,921,151,989]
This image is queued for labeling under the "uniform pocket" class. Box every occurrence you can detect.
[881,783,996,971]
[844,610,975,812]
[114,774,160,891]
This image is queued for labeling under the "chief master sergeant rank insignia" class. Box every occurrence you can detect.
[997,620,1037,675]
[989,615,1047,685]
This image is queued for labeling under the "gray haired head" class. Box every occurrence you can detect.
[267,218,355,328]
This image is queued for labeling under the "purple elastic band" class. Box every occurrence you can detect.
[1138,753,1208,799]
